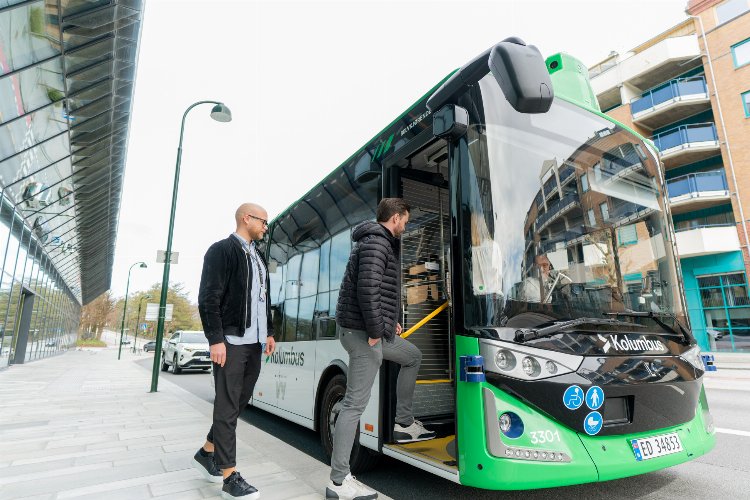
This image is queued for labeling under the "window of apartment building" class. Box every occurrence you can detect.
[716,0,749,25]
[698,272,750,351]
[587,208,596,227]
[742,90,750,118]
[617,224,638,246]
[600,202,609,221]
[732,38,750,68]
[581,173,589,192]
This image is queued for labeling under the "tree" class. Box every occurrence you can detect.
[110,282,201,338]
[79,291,115,339]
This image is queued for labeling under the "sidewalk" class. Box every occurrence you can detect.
[706,351,750,371]
[0,346,387,500]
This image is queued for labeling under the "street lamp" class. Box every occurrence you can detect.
[132,293,152,353]
[118,261,147,360]
[150,100,232,392]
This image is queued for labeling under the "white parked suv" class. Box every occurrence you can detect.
[160,330,211,374]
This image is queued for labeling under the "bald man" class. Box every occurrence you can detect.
[194,203,276,500]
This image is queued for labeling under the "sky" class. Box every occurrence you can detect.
[110,0,691,301]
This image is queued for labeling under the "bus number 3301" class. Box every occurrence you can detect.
[529,430,561,445]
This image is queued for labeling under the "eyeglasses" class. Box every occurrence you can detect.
[246,214,268,227]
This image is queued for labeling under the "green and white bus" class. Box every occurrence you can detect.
[253,38,716,490]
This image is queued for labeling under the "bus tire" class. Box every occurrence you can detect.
[319,374,380,473]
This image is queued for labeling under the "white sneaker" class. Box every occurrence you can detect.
[325,473,378,500]
[393,419,437,443]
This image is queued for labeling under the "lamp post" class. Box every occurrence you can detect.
[132,293,152,353]
[150,101,232,392]
[118,261,147,360]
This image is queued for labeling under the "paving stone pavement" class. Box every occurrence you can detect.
[0,347,388,500]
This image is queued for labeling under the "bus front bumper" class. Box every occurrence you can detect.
[456,383,715,490]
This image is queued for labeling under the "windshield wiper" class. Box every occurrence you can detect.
[603,310,691,344]
[514,317,644,343]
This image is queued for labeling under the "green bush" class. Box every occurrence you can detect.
[29,7,44,35]
[47,88,64,103]
[76,338,107,348]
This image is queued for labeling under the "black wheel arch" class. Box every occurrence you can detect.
[314,360,348,432]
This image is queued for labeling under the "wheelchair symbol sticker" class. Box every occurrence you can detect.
[584,411,603,435]
[585,386,604,410]
[563,385,584,410]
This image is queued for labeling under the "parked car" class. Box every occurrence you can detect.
[160,330,211,374]
[142,341,157,352]
[45,339,58,347]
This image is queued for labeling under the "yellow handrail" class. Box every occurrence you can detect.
[401,301,449,339]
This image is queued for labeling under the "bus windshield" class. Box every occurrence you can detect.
[459,74,686,333]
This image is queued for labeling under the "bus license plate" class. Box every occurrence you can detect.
[631,432,683,461]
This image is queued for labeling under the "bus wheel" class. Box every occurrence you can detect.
[319,374,380,473]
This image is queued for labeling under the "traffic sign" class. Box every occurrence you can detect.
[145,303,173,321]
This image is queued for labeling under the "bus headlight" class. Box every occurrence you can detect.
[522,357,541,377]
[498,412,524,438]
[480,338,583,381]
[495,349,516,371]
[545,360,558,374]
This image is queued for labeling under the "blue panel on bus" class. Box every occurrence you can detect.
[459,355,486,382]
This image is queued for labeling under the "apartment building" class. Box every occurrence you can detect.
[589,0,750,352]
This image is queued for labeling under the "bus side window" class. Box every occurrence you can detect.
[329,229,352,292]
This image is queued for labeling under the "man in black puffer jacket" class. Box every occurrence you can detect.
[326,198,436,500]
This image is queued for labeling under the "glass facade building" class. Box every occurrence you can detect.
[0,0,143,367]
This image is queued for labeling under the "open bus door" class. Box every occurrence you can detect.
[380,135,459,476]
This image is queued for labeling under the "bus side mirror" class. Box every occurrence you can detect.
[433,104,468,139]
[489,40,553,114]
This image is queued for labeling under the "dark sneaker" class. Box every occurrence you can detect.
[393,419,437,443]
[193,448,223,483]
[222,471,260,500]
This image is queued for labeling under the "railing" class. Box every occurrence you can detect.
[674,222,735,233]
[534,190,544,209]
[610,201,648,220]
[631,76,708,116]
[667,170,728,200]
[558,164,575,183]
[542,175,558,198]
[540,225,586,253]
[589,60,618,79]
[651,123,718,153]
[537,193,579,228]
[601,143,641,175]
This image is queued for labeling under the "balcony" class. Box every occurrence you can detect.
[537,193,580,231]
[631,77,710,130]
[590,35,702,102]
[667,171,730,214]
[652,123,720,169]
[675,225,739,258]
[559,164,576,184]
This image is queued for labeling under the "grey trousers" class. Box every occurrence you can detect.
[330,328,422,482]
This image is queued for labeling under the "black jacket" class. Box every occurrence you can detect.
[198,235,274,346]
[336,221,401,341]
